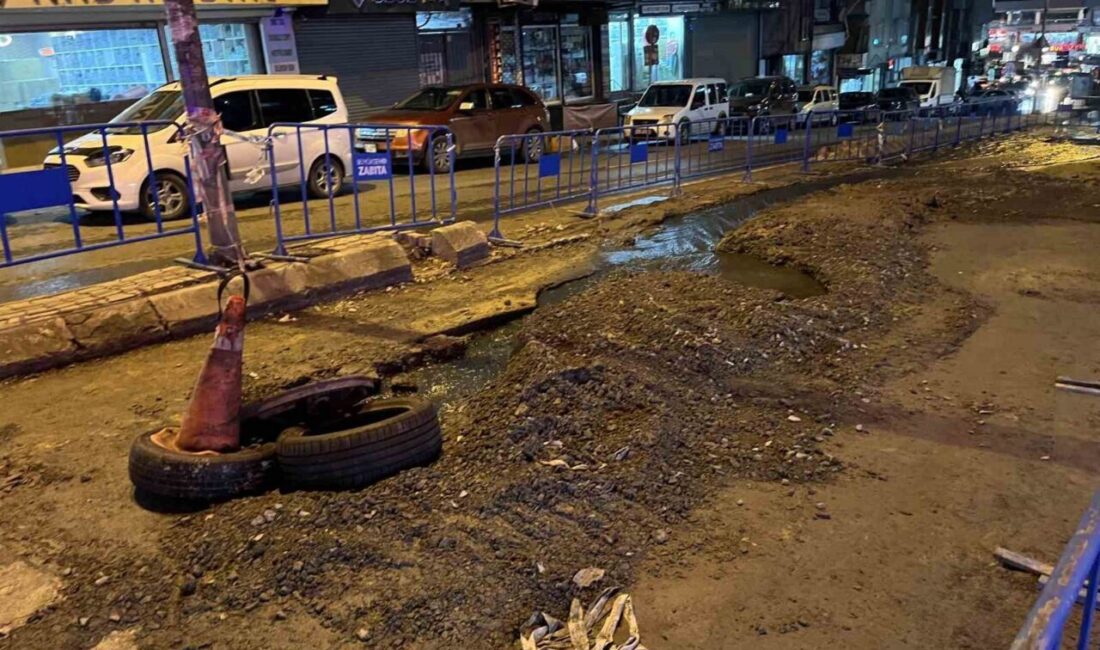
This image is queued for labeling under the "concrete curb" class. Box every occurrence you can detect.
[0,235,412,379]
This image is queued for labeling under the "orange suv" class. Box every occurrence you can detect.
[355,83,550,173]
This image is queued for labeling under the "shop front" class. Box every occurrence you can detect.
[477,1,604,105]
[0,0,313,131]
[605,1,759,96]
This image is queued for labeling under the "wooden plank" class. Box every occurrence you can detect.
[995,547,1054,577]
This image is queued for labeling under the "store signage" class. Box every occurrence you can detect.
[836,53,865,69]
[638,1,717,14]
[0,0,323,7]
[261,16,299,75]
[347,0,458,11]
[354,153,392,181]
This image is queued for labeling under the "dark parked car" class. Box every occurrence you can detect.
[876,87,921,114]
[727,76,798,133]
[355,83,550,173]
[838,91,879,122]
[971,89,1020,116]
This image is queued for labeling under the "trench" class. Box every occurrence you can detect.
[402,178,851,413]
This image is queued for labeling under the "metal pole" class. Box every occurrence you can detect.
[164,0,244,267]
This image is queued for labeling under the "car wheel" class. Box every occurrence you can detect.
[524,128,544,163]
[678,119,691,143]
[307,156,344,199]
[426,135,453,174]
[714,114,729,136]
[140,172,190,221]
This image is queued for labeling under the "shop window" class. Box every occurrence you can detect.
[810,50,832,84]
[522,26,560,102]
[166,24,260,78]
[607,18,632,93]
[632,16,684,90]
[781,54,805,84]
[561,26,593,100]
[0,29,166,114]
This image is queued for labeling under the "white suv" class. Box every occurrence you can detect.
[43,75,350,221]
[624,78,730,141]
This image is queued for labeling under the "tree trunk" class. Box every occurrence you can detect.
[164,0,244,266]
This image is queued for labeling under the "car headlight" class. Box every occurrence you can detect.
[748,104,761,112]
[85,148,134,167]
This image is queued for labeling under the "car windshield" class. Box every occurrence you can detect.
[108,90,184,133]
[730,80,772,98]
[902,81,934,96]
[395,88,465,111]
[797,90,814,102]
[638,85,692,108]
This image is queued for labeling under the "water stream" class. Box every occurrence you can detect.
[404,179,843,411]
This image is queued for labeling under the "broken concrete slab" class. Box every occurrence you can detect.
[0,234,414,380]
[0,317,77,377]
[92,629,139,650]
[0,561,62,636]
[431,221,490,268]
[64,298,167,354]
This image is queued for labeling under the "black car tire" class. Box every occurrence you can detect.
[425,135,453,174]
[276,398,441,490]
[307,156,344,199]
[523,128,544,163]
[129,429,277,502]
[140,172,190,222]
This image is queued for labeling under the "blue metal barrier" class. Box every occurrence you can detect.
[266,122,456,253]
[491,129,593,238]
[808,111,883,165]
[676,115,752,182]
[587,123,681,215]
[1012,490,1100,649]
[745,113,807,170]
[0,121,206,268]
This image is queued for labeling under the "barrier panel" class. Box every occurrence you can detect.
[492,129,593,238]
[745,113,808,171]
[809,111,882,164]
[676,115,753,182]
[1012,490,1100,649]
[908,116,944,154]
[588,123,681,215]
[0,121,206,268]
[267,122,457,253]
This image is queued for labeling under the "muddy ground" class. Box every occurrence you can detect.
[2,132,1100,649]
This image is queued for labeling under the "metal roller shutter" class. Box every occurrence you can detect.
[690,13,759,83]
[295,14,420,121]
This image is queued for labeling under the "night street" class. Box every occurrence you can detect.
[2,0,1100,648]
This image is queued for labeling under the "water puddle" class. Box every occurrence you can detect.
[403,179,842,408]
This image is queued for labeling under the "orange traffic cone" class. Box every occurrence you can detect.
[176,294,247,453]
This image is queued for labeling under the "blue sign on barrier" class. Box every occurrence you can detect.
[353,153,392,181]
[0,167,71,214]
[630,143,649,164]
[538,153,561,178]
[837,123,854,138]
[708,135,725,152]
[774,128,788,144]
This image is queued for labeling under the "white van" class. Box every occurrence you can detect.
[624,78,729,141]
[899,66,958,108]
[43,75,350,221]
[796,85,839,125]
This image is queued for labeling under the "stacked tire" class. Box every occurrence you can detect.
[276,398,441,490]
[129,385,440,502]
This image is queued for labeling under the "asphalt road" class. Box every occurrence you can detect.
[0,119,958,303]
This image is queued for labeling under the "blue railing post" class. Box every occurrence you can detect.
[954,112,964,146]
[743,117,754,182]
[907,115,916,157]
[802,115,813,173]
[490,141,504,239]
[585,131,600,216]
[1079,554,1100,649]
[267,137,287,256]
[673,125,683,194]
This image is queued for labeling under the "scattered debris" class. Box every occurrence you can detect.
[520,588,647,650]
[572,567,606,589]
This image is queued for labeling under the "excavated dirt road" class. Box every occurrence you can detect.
[2,133,1099,649]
